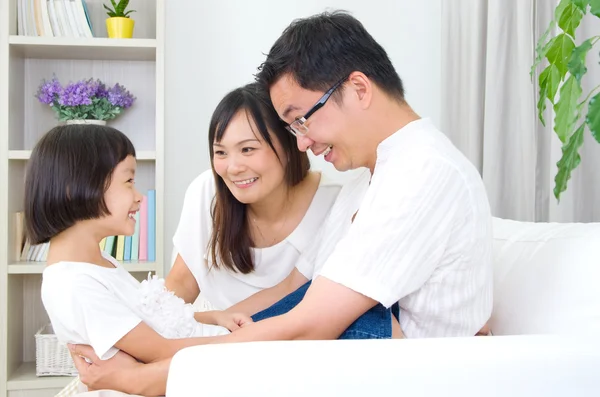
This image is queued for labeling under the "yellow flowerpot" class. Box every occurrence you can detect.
[106,17,135,39]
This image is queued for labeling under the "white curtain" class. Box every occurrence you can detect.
[441,0,600,222]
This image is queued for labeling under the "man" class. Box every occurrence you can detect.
[69,11,492,395]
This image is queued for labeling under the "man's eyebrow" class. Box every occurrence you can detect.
[281,104,302,120]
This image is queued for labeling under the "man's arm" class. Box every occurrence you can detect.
[225,276,378,341]
[225,268,309,316]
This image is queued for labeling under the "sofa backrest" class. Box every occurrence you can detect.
[490,217,600,336]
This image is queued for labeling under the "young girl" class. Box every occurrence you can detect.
[25,124,247,364]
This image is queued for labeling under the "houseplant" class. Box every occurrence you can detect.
[36,77,136,124]
[532,0,600,201]
[104,0,136,38]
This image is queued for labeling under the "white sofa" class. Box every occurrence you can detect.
[167,217,600,397]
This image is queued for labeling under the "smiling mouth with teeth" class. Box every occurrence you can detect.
[323,145,333,157]
[233,177,258,185]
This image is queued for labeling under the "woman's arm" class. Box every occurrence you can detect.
[165,253,200,304]
[226,268,309,316]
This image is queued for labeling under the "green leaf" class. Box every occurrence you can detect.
[116,0,129,16]
[540,64,561,102]
[554,75,583,143]
[558,2,584,38]
[537,64,561,125]
[572,0,590,13]
[531,32,556,80]
[537,84,548,125]
[567,39,593,82]
[554,123,585,200]
[587,92,600,143]
[555,0,572,20]
[591,0,600,17]
[546,34,576,77]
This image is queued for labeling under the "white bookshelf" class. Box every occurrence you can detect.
[0,1,165,396]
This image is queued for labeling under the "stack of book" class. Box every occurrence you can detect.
[17,0,94,37]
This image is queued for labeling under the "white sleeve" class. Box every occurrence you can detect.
[318,153,469,308]
[70,275,142,360]
[172,169,215,285]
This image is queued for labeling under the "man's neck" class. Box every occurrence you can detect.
[364,99,421,173]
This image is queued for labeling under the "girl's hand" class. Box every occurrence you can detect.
[212,311,253,331]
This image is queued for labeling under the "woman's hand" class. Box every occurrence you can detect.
[68,344,141,393]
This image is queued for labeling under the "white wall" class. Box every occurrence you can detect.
[164,1,441,270]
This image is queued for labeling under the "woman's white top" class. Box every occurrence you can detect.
[173,170,342,309]
[42,253,229,361]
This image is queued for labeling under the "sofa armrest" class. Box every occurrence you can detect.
[167,335,599,397]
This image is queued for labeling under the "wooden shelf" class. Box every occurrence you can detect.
[8,261,160,274]
[9,150,156,161]
[9,36,157,61]
[7,362,75,391]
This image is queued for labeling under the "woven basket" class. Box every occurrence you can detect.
[34,323,78,376]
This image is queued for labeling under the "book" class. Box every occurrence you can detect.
[147,189,156,262]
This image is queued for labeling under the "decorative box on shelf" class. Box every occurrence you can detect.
[34,323,78,377]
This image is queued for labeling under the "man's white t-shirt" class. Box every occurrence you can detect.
[173,170,342,309]
[42,254,229,360]
[309,118,494,338]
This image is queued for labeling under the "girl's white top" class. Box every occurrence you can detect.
[42,253,228,360]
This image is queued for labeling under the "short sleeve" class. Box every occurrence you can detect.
[72,275,142,359]
[172,169,216,285]
[318,153,469,308]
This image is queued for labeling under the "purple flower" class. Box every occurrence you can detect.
[36,77,62,105]
[107,83,136,109]
[59,79,98,106]
[89,79,109,99]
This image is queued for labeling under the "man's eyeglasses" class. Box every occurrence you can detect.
[285,76,348,137]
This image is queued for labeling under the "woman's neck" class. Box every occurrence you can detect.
[247,180,295,223]
[46,222,106,265]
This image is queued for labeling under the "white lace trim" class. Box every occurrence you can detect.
[137,273,198,339]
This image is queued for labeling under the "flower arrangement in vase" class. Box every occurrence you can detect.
[36,77,136,125]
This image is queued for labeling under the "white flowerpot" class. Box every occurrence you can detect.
[65,119,107,126]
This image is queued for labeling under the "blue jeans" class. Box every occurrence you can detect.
[251,281,398,339]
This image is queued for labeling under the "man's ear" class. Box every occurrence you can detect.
[347,71,373,110]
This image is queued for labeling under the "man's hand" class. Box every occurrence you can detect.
[210,310,253,331]
[68,344,141,393]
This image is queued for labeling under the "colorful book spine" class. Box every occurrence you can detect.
[147,189,156,261]
[139,195,148,261]
[131,210,140,261]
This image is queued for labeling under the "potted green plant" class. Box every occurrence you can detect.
[104,0,136,39]
[532,0,600,201]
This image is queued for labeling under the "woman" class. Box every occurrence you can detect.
[165,83,341,316]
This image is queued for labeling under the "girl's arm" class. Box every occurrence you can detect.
[225,268,309,316]
[115,321,224,364]
[165,253,200,304]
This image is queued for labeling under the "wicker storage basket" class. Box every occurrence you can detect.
[34,323,78,376]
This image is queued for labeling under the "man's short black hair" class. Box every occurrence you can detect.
[256,10,404,101]
[24,124,136,244]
